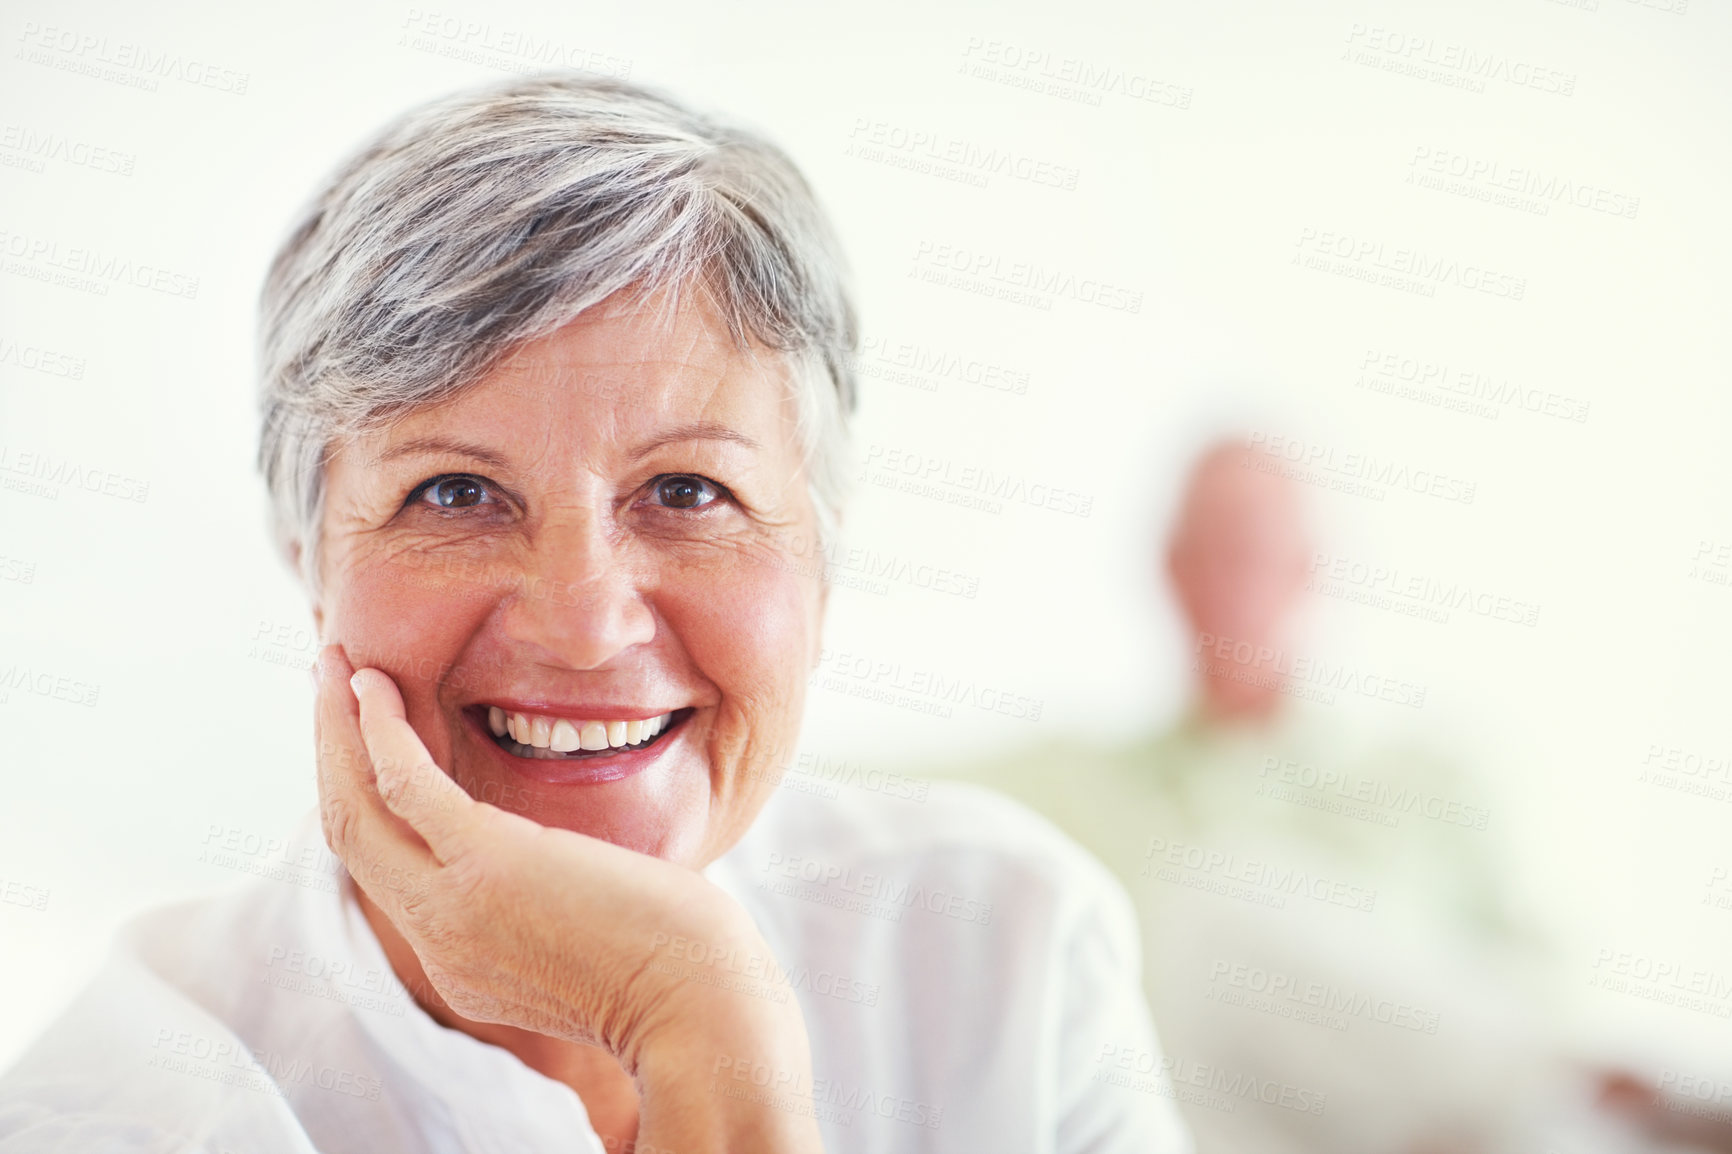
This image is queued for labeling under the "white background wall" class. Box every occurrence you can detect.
[2,0,1728,1081]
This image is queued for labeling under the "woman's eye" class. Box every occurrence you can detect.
[652,475,722,510]
[417,475,492,510]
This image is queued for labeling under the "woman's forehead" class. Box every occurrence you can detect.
[499,288,744,378]
[359,303,798,472]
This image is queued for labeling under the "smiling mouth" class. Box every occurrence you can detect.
[478,705,691,761]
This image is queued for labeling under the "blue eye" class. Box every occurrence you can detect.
[417,475,491,509]
[653,475,722,510]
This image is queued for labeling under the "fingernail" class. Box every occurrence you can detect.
[349,671,365,694]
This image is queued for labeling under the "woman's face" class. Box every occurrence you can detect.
[315,290,827,866]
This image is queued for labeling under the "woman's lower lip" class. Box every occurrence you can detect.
[466,708,689,785]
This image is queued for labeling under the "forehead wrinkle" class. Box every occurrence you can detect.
[368,434,512,469]
[426,302,797,490]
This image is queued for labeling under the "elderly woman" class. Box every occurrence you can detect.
[0,75,1188,1153]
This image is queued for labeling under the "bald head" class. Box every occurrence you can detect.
[1167,441,1311,720]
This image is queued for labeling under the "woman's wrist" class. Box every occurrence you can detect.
[630,931,823,1153]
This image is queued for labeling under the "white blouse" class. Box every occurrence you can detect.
[0,781,1192,1153]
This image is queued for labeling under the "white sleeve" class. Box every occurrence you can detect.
[0,1102,201,1154]
[1049,862,1195,1154]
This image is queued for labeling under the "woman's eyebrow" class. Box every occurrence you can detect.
[374,436,512,469]
[629,422,762,460]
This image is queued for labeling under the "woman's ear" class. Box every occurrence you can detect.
[288,538,326,639]
[810,520,836,666]
[807,577,827,670]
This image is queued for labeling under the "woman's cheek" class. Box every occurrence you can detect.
[668,546,819,806]
[326,550,497,767]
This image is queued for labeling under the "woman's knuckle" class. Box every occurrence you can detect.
[419,915,469,958]
[319,796,359,855]
[440,852,494,903]
[395,878,430,921]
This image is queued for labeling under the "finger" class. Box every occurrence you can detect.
[349,666,479,865]
[315,644,370,793]
[313,645,435,906]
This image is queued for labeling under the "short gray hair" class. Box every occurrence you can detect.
[257,72,858,593]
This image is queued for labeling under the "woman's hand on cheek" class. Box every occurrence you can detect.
[311,644,823,1151]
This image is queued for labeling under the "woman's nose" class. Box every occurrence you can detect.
[496,511,657,669]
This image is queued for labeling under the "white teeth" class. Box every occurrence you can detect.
[550,719,581,753]
[490,709,675,754]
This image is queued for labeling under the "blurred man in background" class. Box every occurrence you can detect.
[928,438,1640,1153]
